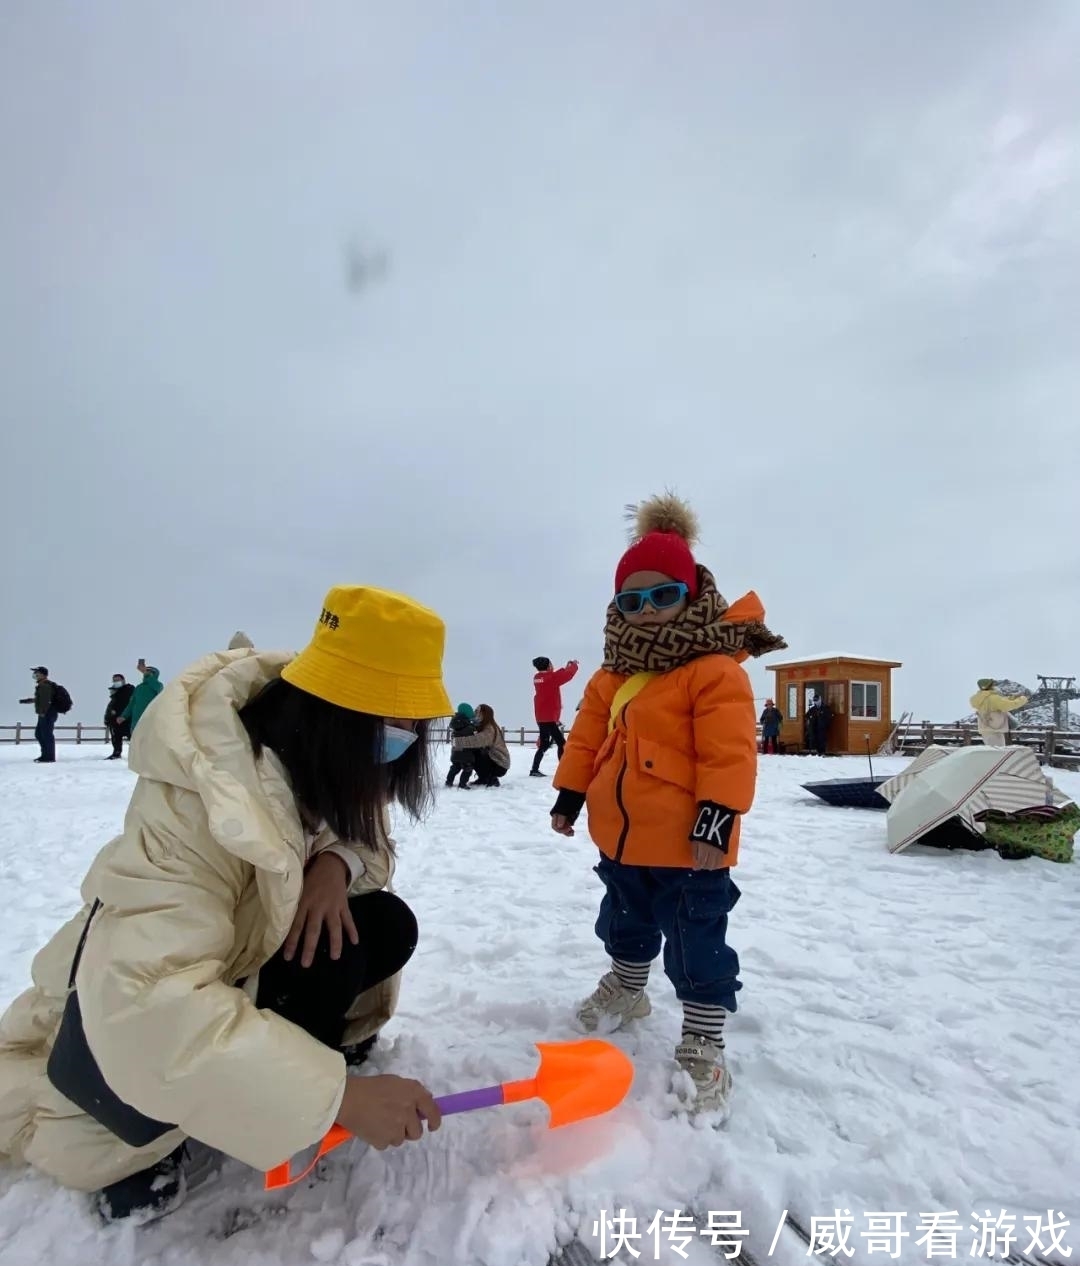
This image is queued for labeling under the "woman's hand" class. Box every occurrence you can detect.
[551,814,575,837]
[337,1074,442,1150]
[284,852,359,967]
[691,841,725,871]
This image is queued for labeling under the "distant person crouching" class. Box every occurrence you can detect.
[452,704,511,787]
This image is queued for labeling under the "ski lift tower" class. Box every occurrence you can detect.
[1036,676,1080,731]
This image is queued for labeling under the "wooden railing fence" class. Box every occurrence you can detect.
[888,722,1079,770]
[4,721,1076,768]
[0,723,555,748]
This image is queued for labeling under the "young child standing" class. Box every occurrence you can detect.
[550,494,786,1113]
[446,703,478,787]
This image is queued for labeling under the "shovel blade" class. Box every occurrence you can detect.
[532,1039,634,1128]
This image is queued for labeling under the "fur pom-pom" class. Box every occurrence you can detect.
[624,492,700,545]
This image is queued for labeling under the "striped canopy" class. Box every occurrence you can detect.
[877,745,1074,855]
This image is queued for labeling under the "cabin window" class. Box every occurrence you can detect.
[851,681,881,720]
[786,684,799,720]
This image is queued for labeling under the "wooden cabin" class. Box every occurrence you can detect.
[767,654,902,755]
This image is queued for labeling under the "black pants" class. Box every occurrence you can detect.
[86,892,417,1215]
[107,720,129,758]
[35,709,58,762]
[446,749,475,786]
[471,751,506,786]
[61,892,418,1140]
[531,721,565,772]
[256,891,418,1050]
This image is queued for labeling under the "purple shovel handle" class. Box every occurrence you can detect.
[432,1084,505,1117]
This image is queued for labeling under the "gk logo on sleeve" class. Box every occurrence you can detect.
[691,802,737,850]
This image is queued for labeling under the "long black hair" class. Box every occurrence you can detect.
[239,678,436,848]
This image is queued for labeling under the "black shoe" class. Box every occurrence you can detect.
[34,758,55,764]
[529,770,545,778]
[92,1144,188,1225]
[343,1034,378,1068]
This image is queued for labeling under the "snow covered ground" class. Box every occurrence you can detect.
[0,745,1078,1266]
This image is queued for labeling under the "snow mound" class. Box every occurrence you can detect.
[0,747,1078,1265]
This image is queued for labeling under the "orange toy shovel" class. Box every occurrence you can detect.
[265,1038,634,1190]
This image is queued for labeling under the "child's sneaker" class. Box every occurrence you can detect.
[674,1035,732,1115]
[576,971,651,1033]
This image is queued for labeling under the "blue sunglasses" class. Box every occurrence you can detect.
[614,582,689,616]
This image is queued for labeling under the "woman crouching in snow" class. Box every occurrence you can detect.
[450,703,512,787]
[0,586,451,1224]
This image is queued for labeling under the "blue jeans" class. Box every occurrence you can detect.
[594,855,742,1010]
[35,709,58,761]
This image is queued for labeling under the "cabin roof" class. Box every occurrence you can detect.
[768,653,903,670]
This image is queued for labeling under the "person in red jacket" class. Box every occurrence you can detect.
[529,656,579,776]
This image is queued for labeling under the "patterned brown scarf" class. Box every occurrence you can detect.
[602,566,788,675]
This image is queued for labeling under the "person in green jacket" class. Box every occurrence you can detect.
[122,665,164,733]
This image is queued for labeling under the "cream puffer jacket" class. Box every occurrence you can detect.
[0,650,399,1192]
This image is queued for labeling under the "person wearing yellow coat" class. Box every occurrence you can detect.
[0,586,452,1224]
[970,678,1028,748]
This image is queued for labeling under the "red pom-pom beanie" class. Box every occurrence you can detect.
[615,531,698,597]
[614,493,703,598]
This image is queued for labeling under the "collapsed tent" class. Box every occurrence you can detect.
[877,745,1078,863]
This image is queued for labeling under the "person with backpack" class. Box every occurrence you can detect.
[121,663,164,733]
[529,656,579,777]
[19,667,70,763]
[104,675,136,760]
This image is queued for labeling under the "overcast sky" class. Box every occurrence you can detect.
[2,1,1078,735]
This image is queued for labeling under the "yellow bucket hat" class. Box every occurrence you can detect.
[282,586,453,719]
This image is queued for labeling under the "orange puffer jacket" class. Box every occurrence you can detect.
[555,654,757,869]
